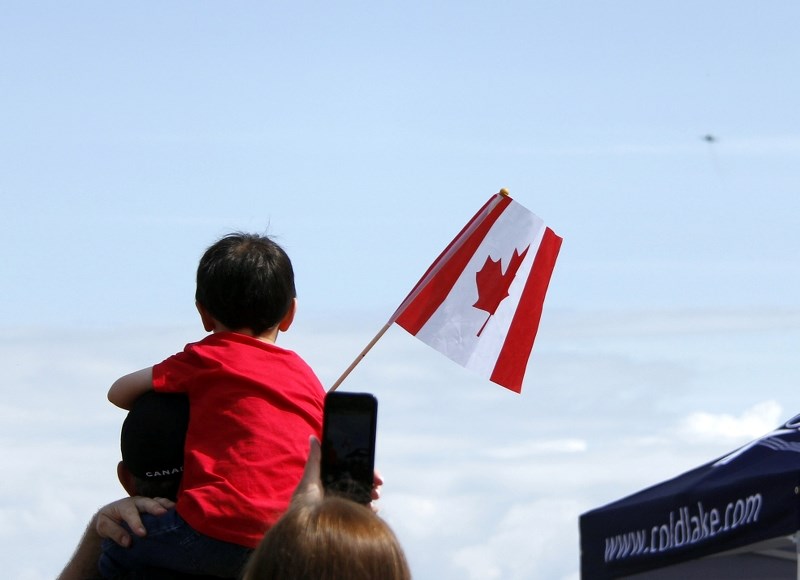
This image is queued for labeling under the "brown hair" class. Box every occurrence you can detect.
[243,496,411,580]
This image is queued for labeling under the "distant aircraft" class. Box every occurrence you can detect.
[703,134,717,143]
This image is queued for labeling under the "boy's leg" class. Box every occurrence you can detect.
[98,509,252,578]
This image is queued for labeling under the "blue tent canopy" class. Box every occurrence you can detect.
[580,415,800,579]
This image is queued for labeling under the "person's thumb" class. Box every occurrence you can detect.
[292,435,323,506]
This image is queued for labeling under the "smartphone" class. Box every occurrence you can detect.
[320,391,378,505]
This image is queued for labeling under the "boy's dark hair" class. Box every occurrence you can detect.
[195,232,296,335]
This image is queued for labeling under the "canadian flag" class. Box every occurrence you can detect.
[392,192,562,393]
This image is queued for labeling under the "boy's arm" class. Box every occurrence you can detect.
[108,367,154,410]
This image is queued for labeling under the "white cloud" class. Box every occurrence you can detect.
[483,439,587,459]
[451,499,584,580]
[4,310,800,579]
[677,400,784,442]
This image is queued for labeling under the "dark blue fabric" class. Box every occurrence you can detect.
[580,414,800,579]
[98,508,252,579]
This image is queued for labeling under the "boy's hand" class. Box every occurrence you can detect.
[95,496,174,547]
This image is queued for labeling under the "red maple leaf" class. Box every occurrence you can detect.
[472,245,530,336]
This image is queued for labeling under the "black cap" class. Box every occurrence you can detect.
[121,392,189,480]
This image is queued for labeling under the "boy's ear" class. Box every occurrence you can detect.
[117,461,139,497]
[278,298,297,332]
[196,302,216,332]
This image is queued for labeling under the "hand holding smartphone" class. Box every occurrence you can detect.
[320,392,378,505]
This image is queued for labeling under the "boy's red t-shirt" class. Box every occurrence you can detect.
[152,331,325,548]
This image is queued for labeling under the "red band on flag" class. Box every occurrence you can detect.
[489,227,562,392]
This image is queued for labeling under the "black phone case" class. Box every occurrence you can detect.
[320,392,378,504]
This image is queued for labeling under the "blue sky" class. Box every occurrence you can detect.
[3,1,798,328]
[2,2,799,578]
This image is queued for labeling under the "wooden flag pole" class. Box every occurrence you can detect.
[328,319,394,392]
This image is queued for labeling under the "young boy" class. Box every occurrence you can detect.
[99,232,326,579]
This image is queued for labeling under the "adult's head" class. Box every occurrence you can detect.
[195,232,296,335]
[242,495,410,580]
[118,391,189,500]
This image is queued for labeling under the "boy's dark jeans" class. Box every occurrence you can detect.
[98,508,252,579]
